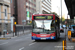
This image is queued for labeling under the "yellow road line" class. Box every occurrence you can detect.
[0,38,11,40]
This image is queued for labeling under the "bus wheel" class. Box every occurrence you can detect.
[35,40,39,42]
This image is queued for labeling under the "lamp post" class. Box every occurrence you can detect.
[61,0,62,24]
[61,0,66,50]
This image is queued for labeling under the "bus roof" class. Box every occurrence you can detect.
[32,14,55,16]
[32,14,59,18]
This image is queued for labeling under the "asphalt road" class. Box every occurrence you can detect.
[0,30,75,50]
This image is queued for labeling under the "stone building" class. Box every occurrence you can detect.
[0,0,11,34]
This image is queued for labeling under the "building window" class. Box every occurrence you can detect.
[5,9,7,16]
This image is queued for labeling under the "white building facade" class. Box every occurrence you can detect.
[36,0,51,14]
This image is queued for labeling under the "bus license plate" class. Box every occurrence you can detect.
[41,38,46,40]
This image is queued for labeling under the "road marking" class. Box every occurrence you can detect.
[29,42,36,46]
[19,47,24,50]
[0,42,8,45]
[55,42,62,50]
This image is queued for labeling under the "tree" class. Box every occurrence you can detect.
[60,17,65,24]
[62,17,65,22]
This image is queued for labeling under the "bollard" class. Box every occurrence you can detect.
[62,40,66,50]
[68,31,71,40]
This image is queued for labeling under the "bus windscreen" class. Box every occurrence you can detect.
[33,20,55,33]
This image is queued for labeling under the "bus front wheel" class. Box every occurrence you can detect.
[35,40,39,42]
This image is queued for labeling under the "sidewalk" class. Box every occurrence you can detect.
[0,30,31,40]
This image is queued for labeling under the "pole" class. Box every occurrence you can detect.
[61,1,66,50]
[63,24,66,40]
[62,27,66,50]
[14,22,17,36]
[62,40,66,50]
[23,22,24,34]
[14,0,17,36]
[61,0,62,24]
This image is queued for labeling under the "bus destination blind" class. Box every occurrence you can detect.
[34,16,53,19]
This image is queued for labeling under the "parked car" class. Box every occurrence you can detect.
[60,26,64,32]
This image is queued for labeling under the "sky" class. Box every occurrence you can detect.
[51,0,70,19]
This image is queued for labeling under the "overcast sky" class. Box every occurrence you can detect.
[51,0,69,19]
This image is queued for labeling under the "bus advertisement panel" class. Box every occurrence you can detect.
[32,14,60,41]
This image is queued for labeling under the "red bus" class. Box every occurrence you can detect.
[32,14,60,41]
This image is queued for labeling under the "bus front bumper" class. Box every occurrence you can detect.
[32,36,56,40]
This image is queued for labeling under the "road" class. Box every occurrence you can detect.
[0,31,75,50]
